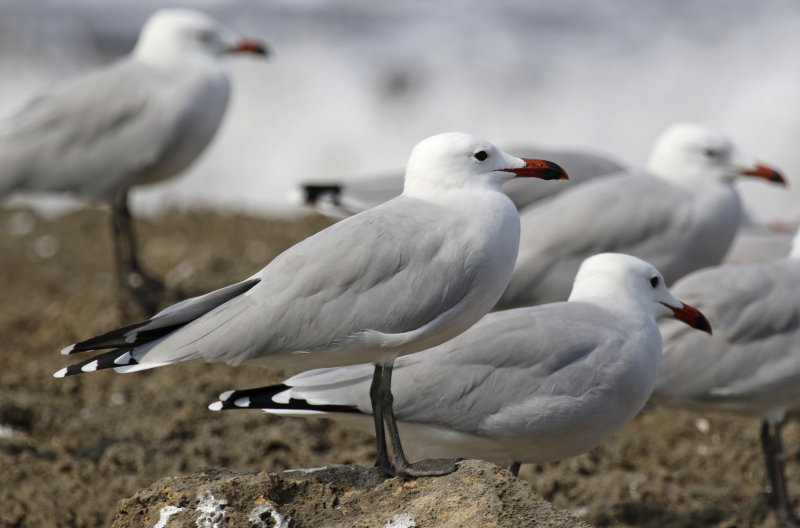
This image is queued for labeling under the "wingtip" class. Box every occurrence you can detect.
[53,368,68,378]
[218,389,235,401]
[208,401,223,412]
[60,344,75,355]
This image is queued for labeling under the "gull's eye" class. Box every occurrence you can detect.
[703,147,720,158]
[649,276,660,288]
[196,29,216,43]
[473,150,488,162]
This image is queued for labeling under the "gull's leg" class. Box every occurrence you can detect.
[110,190,164,317]
[761,420,800,526]
[509,461,522,477]
[761,421,779,507]
[379,362,461,477]
[370,364,395,476]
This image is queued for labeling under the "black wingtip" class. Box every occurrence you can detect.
[302,184,342,205]
[53,348,137,378]
[210,384,360,414]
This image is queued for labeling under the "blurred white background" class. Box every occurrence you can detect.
[0,0,797,221]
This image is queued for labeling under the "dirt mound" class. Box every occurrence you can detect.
[0,207,797,527]
[112,460,591,528]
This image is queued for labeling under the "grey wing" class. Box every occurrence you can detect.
[278,305,627,431]
[0,60,180,197]
[657,261,800,405]
[386,305,628,434]
[136,198,486,367]
[499,174,694,307]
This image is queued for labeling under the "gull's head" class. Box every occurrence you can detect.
[569,253,712,334]
[403,132,567,196]
[134,9,268,64]
[645,123,784,187]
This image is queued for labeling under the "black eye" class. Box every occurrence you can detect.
[473,150,488,162]
[649,276,659,288]
[196,29,215,42]
[704,147,719,158]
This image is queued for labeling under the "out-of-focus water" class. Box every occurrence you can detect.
[0,0,797,221]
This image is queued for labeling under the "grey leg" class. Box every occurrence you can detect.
[110,190,163,316]
[378,362,461,477]
[370,364,395,476]
[760,420,799,526]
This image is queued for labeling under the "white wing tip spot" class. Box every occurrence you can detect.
[114,351,133,365]
[60,344,75,355]
[53,368,67,378]
[208,401,223,411]
[81,360,99,373]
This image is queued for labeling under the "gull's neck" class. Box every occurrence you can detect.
[569,280,651,325]
[403,172,508,202]
[133,41,214,69]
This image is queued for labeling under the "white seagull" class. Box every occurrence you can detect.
[209,253,711,475]
[0,9,268,315]
[54,132,568,477]
[295,145,624,217]
[654,230,800,525]
[497,123,786,310]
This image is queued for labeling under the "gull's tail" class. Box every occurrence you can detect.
[53,278,260,377]
[209,384,361,415]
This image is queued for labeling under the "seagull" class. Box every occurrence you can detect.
[295,145,624,217]
[497,123,786,310]
[53,131,568,477]
[209,253,711,476]
[0,9,268,315]
[654,230,800,525]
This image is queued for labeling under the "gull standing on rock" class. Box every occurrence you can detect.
[0,9,268,315]
[209,253,711,475]
[497,123,786,309]
[54,132,568,477]
[654,230,800,526]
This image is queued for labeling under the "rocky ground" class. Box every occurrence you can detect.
[111,461,593,528]
[0,206,797,528]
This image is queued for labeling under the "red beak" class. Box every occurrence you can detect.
[661,301,712,334]
[739,163,786,186]
[502,158,569,180]
[227,39,269,56]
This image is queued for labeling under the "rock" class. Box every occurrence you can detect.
[111,460,594,528]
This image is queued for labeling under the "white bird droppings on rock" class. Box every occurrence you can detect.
[281,466,328,474]
[248,502,290,528]
[383,513,417,528]
[154,505,184,528]
[195,491,226,528]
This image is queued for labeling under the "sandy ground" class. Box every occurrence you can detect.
[0,206,797,528]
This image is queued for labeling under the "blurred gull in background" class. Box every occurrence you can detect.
[293,145,625,217]
[655,228,800,525]
[0,7,267,315]
[0,1,796,225]
[497,123,785,309]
